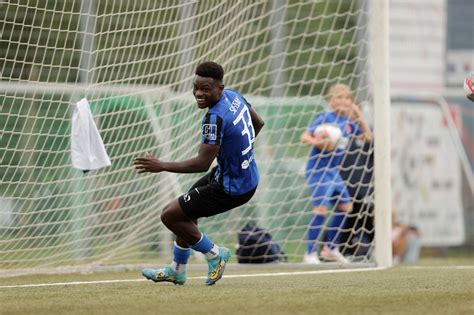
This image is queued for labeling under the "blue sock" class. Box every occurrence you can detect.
[173,242,192,264]
[190,233,214,254]
[307,214,326,254]
[325,211,346,249]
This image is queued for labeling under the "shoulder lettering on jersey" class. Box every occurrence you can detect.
[229,96,241,114]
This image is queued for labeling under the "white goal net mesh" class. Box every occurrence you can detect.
[0,0,377,272]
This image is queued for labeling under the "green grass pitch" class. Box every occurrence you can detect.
[0,258,473,315]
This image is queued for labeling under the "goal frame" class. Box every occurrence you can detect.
[371,0,392,268]
[0,0,393,273]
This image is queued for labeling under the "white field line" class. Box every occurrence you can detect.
[0,267,385,289]
[405,265,474,270]
[1,265,473,289]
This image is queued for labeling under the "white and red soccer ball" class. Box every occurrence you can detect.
[314,124,342,144]
[464,75,474,102]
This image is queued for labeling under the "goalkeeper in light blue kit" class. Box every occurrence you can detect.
[134,61,264,285]
[300,84,372,264]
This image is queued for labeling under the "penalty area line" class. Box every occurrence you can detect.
[0,267,386,289]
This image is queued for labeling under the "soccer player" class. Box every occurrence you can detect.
[134,61,264,285]
[300,84,372,264]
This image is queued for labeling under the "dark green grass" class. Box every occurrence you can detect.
[1,258,473,315]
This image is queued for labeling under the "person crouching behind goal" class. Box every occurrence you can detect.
[134,61,264,285]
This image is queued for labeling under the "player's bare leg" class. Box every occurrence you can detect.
[142,200,197,285]
[143,199,231,285]
[160,199,201,244]
[161,201,231,285]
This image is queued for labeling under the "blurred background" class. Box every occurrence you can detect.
[387,0,473,251]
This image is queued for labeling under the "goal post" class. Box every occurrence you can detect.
[0,0,391,274]
[371,0,392,268]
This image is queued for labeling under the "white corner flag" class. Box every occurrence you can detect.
[71,98,111,172]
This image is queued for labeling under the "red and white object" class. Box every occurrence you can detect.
[463,75,474,102]
[314,124,342,144]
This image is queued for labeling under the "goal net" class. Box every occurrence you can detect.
[0,0,389,274]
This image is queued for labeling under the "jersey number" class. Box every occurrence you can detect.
[232,106,255,155]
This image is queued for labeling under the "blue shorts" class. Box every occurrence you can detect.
[305,169,351,208]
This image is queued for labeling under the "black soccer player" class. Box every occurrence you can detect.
[134,61,264,285]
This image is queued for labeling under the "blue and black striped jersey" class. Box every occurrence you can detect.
[201,89,259,195]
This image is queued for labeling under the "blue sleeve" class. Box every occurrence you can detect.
[307,114,324,134]
[241,95,252,108]
[201,113,224,145]
[352,121,362,136]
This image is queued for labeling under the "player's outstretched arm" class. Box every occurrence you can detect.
[134,144,219,174]
[249,106,264,137]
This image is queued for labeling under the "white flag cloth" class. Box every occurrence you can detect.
[71,98,111,171]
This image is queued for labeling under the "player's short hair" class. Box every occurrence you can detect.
[327,83,353,100]
[195,61,224,82]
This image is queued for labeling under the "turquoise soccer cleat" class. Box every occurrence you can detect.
[206,247,232,286]
[142,266,187,285]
